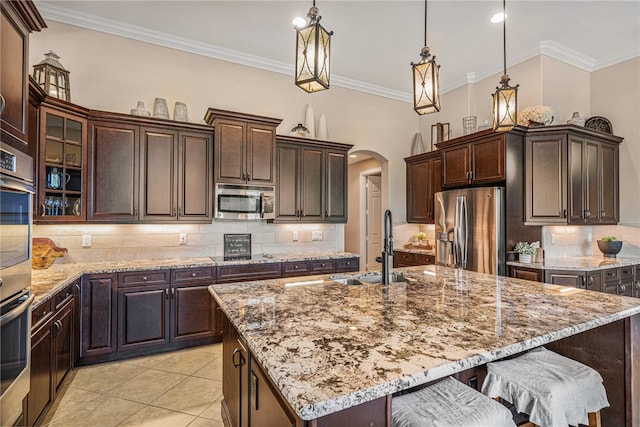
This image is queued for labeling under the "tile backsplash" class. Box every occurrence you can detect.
[542,225,640,258]
[34,222,344,263]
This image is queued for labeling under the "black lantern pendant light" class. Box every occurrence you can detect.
[411,0,440,115]
[492,0,518,131]
[33,51,71,101]
[294,1,333,93]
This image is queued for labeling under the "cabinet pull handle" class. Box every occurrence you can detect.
[134,207,138,216]
[232,348,242,367]
[173,207,177,216]
[41,310,48,318]
[41,204,46,216]
[52,320,62,336]
[165,288,169,299]
[563,209,567,218]
[600,211,606,218]
[178,207,181,216]
[171,288,175,295]
[0,94,5,114]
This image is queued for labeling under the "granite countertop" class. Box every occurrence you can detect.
[209,265,640,421]
[396,245,436,256]
[29,252,358,309]
[507,255,640,271]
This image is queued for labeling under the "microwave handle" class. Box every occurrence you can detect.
[260,193,266,218]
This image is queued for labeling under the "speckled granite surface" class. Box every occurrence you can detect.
[29,252,357,308]
[397,246,436,256]
[507,255,640,271]
[209,265,640,421]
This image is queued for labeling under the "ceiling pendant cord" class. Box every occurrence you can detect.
[411,0,441,115]
[502,0,507,76]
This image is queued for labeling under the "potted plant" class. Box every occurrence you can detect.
[514,241,537,264]
[415,232,427,246]
[597,236,623,258]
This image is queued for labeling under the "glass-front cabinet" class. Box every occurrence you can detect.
[36,105,87,221]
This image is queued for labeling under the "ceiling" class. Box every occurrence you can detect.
[36,1,639,103]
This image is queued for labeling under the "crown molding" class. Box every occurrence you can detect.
[36,2,412,103]
[538,40,596,71]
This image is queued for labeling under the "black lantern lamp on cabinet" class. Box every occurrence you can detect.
[492,0,518,131]
[294,0,333,93]
[411,0,441,115]
[33,50,71,101]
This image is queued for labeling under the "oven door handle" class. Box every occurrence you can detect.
[1,294,34,327]
[0,176,35,194]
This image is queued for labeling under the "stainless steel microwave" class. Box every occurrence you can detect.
[215,184,275,220]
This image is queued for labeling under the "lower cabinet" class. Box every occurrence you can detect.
[281,257,359,278]
[80,273,117,358]
[544,269,602,292]
[249,356,297,427]
[28,283,76,426]
[222,314,249,427]
[393,250,435,268]
[508,265,544,282]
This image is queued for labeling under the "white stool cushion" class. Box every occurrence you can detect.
[482,347,609,427]
[392,376,516,427]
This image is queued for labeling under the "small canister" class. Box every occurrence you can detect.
[535,247,544,263]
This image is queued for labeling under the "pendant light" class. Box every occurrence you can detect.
[411,0,441,115]
[294,1,333,93]
[492,0,518,131]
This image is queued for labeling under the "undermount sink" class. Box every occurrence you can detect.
[331,272,410,286]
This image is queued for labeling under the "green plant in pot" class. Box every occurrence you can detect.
[514,241,537,264]
[597,236,623,258]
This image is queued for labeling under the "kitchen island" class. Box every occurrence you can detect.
[209,265,640,427]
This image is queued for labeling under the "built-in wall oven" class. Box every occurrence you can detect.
[0,145,35,427]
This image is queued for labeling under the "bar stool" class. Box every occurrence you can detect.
[481,346,609,427]
[392,376,516,427]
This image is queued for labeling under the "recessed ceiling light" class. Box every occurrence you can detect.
[292,17,306,28]
[490,12,506,23]
[349,154,357,158]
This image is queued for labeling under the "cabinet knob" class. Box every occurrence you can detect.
[192,272,197,277]
[142,276,148,281]
[294,265,299,269]
[321,263,326,267]
[346,261,351,265]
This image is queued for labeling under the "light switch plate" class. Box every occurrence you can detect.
[292,231,299,241]
[82,235,92,247]
[179,233,187,245]
[312,231,323,241]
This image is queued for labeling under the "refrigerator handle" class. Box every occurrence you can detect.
[460,196,468,269]
[453,196,461,268]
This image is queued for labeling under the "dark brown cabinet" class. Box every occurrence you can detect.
[405,151,441,223]
[438,130,506,187]
[28,283,75,426]
[118,284,169,351]
[222,314,249,427]
[87,112,213,223]
[393,250,435,268]
[524,126,622,225]
[602,266,635,297]
[0,0,46,153]
[249,356,297,427]
[204,109,282,185]
[34,100,88,222]
[545,269,603,292]
[275,136,351,223]
[508,265,544,282]
[217,263,282,284]
[80,273,117,358]
[281,257,359,277]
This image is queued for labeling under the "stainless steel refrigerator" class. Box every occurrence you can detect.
[434,187,505,275]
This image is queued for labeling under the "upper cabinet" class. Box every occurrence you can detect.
[405,150,441,223]
[275,136,351,223]
[204,109,282,186]
[438,129,506,188]
[87,111,213,223]
[0,0,46,153]
[524,125,622,225]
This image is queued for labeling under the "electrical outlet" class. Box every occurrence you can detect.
[551,234,556,245]
[312,231,323,241]
[587,232,592,242]
[82,234,92,248]
[292,231,299,241]
[179,233,187,245]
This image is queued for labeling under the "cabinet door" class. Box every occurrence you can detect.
[509,266,543,282]
[406,159,430,223]
[117,285,169,351]
[246,124,275,184]
[171,284,215,342]
[545,270,584,288]
[52,299,73,392]
[599,142,619,223]
[471,137,505,184]
[442,145,470,187]
[80,274,117,357]
[139,127,178,221]
[178,131,213,221]
[215,119,246,184]
[430,157,442,221]
[275,143,300,221]
[525,135,567,223]
[222,315,249,427]
[585,271,603,292]
[325,149,347,222]
[393,251,417,267]
[300,146,324,221]
[583,139,600,223]
[88,121,139,221]
[249,357,296,427]
[27,319,54,427]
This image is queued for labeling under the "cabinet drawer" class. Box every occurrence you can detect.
[416,254,435,265]
[310,259,336,274]
[620,266,634,280]
[172,267,216,284]
[282,261,311,277]
[603,268,620,282]
[118,270,171,287]
[394,251,417,264]
[54,284,74,311]
[217,262,282,283]
[336,258,359,272]
[31,298,53,330]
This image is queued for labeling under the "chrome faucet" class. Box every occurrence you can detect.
[381,209,394,284]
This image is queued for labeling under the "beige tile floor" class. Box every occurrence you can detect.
[41,344,224,427]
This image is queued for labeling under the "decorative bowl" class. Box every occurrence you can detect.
[597,240,623,258]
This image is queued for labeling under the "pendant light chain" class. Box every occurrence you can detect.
[424,0,428,48]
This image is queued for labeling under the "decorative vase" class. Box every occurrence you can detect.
[173,102,189,122]
[528,116,554,127]
[317,113,328,140]
[153,98,169,119]
[597,240,623,258]
[410,133,425,156]
[567,112,585,126]
[304,104,315,138]
[519,253,532,264]
[130,101,150,116]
